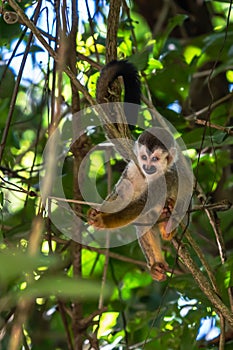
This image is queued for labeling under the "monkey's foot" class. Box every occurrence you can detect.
[159,222,176,241]
[159,198,176,241]
[149,262,168,282]
[88,208,105,229]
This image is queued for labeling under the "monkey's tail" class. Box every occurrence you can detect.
[96,60,141,125]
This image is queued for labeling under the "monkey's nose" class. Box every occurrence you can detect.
[143,165,157,174]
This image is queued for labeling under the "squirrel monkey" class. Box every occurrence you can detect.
[88,60,190,281]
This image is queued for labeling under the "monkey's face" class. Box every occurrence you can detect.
[137,145,172,179]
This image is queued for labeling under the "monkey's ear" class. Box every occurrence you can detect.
[167,147,177,165]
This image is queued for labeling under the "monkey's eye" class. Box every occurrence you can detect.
[141,155,147,161]
[151,156,159,162]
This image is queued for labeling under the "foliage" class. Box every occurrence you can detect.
[0,0,233,349]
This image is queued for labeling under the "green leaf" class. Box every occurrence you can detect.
[202,29,233,59]
[29,44,45,53]
[0,250,57,283]
[147,57,163,71]
[155,14,188,55]
[128,51,149,71]
[22,276,110,300]
[0,17,21,44]
[148,51,189,104]
[212,131,230,143]
[0,65,15,99]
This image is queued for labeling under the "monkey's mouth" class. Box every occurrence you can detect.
[143,166,157,174]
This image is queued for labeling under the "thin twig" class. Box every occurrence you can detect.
[57,300,74,350]
[7,0,96,105]
[152,0,170,36]
[184,228,218,294]
[219,315,226,350]
[185,92,233,121]
[189,200,232,213]
[84,0,100,62]
[122,0,138,50]
[196,184,233,313]
[0,2,41,163]
[196,185,226,264]
[44,234,146,266]
[195,119,233,135]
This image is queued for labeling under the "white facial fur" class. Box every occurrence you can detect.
[134,143,177,179]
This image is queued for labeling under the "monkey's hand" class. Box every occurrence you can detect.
[88,208,106,229]
[150,261,169,282]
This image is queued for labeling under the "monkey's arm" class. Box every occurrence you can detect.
[88,161,148,229]
[88,190,177,231]
[88,196,147,229]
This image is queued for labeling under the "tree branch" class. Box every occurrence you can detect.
[172,237,233,329]
[106,0,121,63]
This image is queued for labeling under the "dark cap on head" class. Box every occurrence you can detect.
[138,128,175,153]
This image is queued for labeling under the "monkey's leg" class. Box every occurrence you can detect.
[137,226,168,282]
[88,191,148,229]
